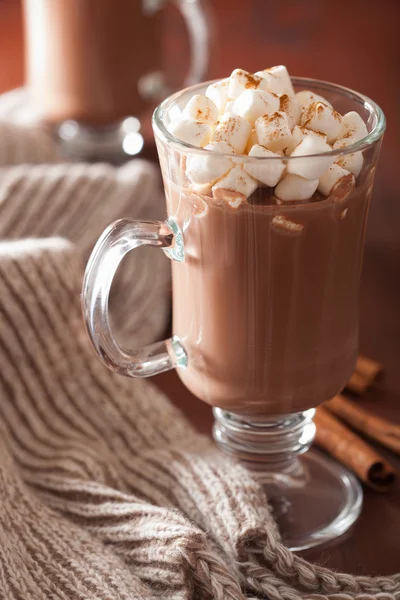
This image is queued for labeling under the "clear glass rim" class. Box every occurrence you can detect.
[152,76,386,160]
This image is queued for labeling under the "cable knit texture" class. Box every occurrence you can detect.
[0,106,398,599]
[0,158,170,347]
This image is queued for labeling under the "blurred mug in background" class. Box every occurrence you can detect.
[23,0,212,161]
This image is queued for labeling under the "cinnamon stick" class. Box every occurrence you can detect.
[347,370,369,395]
[325,394,400,455]
[357,354,384,381]
[346,355,384,394]
[314,406,396,491]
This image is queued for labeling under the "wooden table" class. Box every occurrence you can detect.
[1,0,399,575]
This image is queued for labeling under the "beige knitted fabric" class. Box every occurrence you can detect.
[0,238,399,600]
[0,120,59,164]
[0,89,60,164]
[0,108,399,599]
[0,159,170,347]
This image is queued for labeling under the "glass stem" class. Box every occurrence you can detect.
[213,408,316,484]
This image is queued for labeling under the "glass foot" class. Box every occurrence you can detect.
[260,449,363,551]
[213,408,363,551]
[57,117,144,163]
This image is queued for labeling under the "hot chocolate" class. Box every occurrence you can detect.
[167,179,371,416]
[23,0,162,124]
[158,65,376,416]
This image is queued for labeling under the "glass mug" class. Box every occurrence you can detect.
[82,78,385,550]
[23,0,212,161]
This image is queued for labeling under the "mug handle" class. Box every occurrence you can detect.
[140,0,213,99]
[81,218,187,378]
[178,0,212,87]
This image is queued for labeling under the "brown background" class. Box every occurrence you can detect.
[1,0,399,574]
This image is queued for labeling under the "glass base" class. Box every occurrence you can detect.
[57,118,145,163]
[213,408,363,551]
[1,88,145,163]
[259,449,362,551]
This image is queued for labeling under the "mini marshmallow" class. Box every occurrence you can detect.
[212,188,246,209]
[228,69,269,100]
[254,72,284,96]
[301,102,343,143]
[187,192,209,218]
[232,89,280,123]
[207,139,237,154]
[338,111,368,142]
[209,138,246,166]
[255,111,292,152]
[288,135,335,179]
[224,100,235,114]
[279,94,301,128]
[167,119,212,147]
[275,173,319,201]
[256,65,295,96]
[244,144,286,186]
[186,143,233,185]
[332,137,353,150]
[285,126,328,155]
[212,165,258,198]
[206,79,230,114]
[211,114,252,154]
[335,151,364,177]
[168,104,182,123]
[272,215,304,235]
[245,129,259,154]
[191,182,213,196]
[296,90,333,110]
[318,164,355,201]
[182,94,219,125]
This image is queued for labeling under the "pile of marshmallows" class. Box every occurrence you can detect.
[167,66,368,205]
